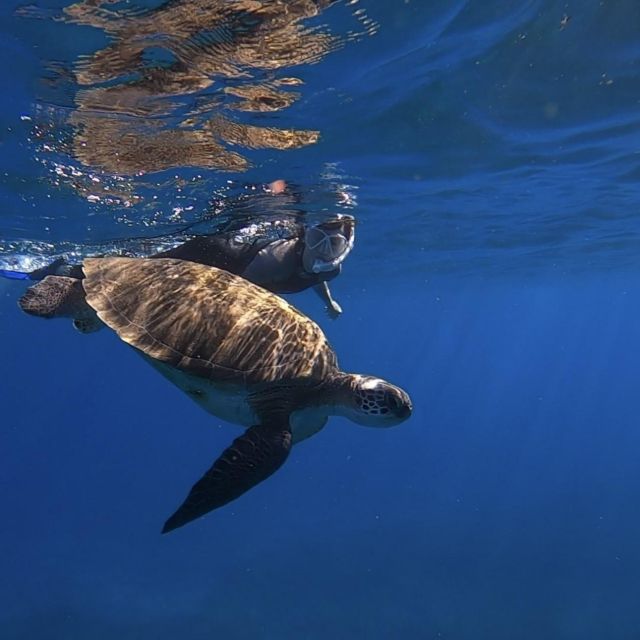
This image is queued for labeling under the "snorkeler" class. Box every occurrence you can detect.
[4,207,355,319]
[155,212,354,318]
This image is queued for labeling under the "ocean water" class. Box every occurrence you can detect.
[2,1,640,638]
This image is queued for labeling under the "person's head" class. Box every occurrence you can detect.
[302,214,355,275]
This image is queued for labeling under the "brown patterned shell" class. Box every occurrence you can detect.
[82,257,338,385]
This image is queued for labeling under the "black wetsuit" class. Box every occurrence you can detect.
[155,228,340,293]
[36,225,339,294]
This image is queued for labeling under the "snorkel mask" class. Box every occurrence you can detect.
[303,214,355,274]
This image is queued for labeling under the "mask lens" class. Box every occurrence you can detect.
[305,217,354,272]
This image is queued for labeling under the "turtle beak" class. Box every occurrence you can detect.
[396,398,412,420]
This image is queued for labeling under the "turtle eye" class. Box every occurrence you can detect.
[386,392,401,411]
[385,389,412,419]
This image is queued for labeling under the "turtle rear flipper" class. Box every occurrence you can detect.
[19,276,88,319]
[162,423,292,534]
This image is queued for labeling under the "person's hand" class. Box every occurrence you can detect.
[267,179,287,195]
[326,299,342,319]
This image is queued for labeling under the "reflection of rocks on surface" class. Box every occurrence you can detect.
[55,0,344,176]
[224,82,302,113]
[206,117,320,150]
[70,114,250,175]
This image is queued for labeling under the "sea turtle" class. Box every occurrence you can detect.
[18,257,412,533]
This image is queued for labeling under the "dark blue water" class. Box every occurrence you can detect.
[2,1,640,638]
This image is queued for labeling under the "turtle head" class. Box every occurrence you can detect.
[336,374,412,427]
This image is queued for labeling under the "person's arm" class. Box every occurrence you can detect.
[313,281,342,319]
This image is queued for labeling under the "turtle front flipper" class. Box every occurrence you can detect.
[162,424,292,533]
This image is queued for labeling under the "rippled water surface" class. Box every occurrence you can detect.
[2,1,640,638]
[2,0,639,274]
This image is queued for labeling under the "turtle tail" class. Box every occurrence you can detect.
[19,276,88,319]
